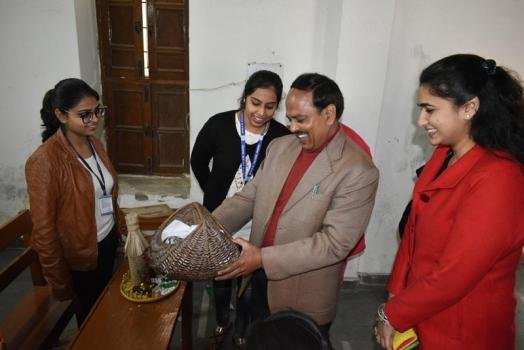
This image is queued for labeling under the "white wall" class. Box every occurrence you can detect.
[189,0,330,201]
[74,0,101,93]
[333,0,396,278]
[186,0,394,221]
[0,0,82,222]
[359,0,524,274]
[188,0,328,133]
[1,0,523,275]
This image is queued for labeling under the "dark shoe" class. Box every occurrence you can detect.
[208,323,231,349]
[233,336,247,350]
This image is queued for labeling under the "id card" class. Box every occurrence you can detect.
[98,195,114,216]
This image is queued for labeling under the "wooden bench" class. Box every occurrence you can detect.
[0,210,76,350]
[69,208,193,349]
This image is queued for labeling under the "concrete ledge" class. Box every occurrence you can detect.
[358,273,390,286]
[118,174,191,209]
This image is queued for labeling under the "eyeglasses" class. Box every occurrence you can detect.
[65,106,107,124]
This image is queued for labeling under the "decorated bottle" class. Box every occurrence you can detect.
[124,213,150,286]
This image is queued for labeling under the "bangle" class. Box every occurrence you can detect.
[377,303,390,324]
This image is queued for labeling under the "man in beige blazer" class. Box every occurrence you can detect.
[213,73,379,342]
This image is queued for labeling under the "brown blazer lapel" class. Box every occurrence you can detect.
[282,152,332,214]
[282,129,345,214]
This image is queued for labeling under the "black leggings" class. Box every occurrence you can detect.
[71,228,119,325]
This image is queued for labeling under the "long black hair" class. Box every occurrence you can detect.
[420,54,524,164]
[239,70,283,110]
[40,78,99,142]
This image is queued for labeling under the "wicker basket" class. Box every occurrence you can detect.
[147,202,240,281]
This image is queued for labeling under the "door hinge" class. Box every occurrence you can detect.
[134,21,141,34]
[144,85,150,102]
[137,60,143,79]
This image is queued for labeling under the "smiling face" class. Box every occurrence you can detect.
[285,88,338,152]
[242,87,279,133]
[417,84,477,157]
[55,95,101,141]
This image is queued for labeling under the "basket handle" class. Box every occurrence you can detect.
[194,202,235,242]
[193,202,205,223]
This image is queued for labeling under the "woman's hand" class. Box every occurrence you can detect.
[375,320,395,349]
[374,302,396,349]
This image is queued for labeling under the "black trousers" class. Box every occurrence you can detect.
[71,227,119,325]
[250,269,270,322]
[213,277,252,337]
[318,323,333,350]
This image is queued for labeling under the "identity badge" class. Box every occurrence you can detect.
[99,195,114,216]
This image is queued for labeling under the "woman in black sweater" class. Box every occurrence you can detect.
[191,70,289,348]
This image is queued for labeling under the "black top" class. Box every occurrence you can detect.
[190,110,290,211]
[397,150,454,237]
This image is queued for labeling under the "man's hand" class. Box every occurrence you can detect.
[215,238,262,280]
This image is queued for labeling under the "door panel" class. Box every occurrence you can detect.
[104,81,151,174]
[97,0,189,176]
[151,83,189,174]
[97,0,144,79]
[148,1,188,81]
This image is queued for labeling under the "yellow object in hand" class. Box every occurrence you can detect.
[393,328,419,350]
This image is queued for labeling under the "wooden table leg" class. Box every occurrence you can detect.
[181,281,193,350]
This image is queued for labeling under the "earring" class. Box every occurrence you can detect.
[465,114,471,120]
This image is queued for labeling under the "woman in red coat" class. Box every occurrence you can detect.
[376,54,524,349]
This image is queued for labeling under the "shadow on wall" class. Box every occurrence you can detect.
[409,88,433,166]
[0,165,28,225]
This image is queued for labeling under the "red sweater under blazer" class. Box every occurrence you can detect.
[386,145,524,349]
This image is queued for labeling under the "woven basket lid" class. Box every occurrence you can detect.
[147,202,240,281]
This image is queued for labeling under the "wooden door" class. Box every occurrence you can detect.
[104,80,151,174]
[147,0,189,81]
[97,0,144,80]
[151,83,189,174]
[96,0,189,175]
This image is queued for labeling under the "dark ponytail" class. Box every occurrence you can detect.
[420,54,524,164]
[40,78,99,142]
[40,89,61,142]
[471,66,524,163]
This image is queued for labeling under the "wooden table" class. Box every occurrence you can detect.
[68,260,192,349]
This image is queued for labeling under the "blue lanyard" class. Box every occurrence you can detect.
[239,111,267,183]
[66,136,108,195]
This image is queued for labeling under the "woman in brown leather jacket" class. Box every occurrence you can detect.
[25,78,120,325]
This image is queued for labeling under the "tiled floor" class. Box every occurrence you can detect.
[1,243,523,350]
